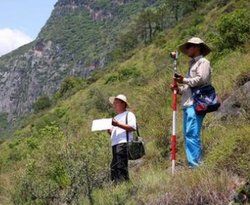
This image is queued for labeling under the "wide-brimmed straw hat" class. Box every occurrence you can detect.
[109,94,129,107]
[179,37,211,56]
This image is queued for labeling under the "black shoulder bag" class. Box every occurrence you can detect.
[126,112,145,160]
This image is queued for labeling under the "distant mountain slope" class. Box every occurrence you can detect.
[0,0,159,123]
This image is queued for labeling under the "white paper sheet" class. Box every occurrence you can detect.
[91,118,112,131]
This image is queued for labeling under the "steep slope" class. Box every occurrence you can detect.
[0,0,249,204]
[0,0,160,124]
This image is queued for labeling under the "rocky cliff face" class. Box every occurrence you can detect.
[0,40,75,122]
[0,0,157,124]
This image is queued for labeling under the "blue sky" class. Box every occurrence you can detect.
[0,0,58,56]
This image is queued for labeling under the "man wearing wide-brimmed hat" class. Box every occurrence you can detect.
[172,37,212,168]
[108,94,136,183]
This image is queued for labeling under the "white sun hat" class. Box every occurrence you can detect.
[179,37,211,56]
[109,94,129,107]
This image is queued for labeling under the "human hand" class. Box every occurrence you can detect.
[107,129,112,135]
[173,74,184,83]
[170,84,179,92]
[112,118,119,127]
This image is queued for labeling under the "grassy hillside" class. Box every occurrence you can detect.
[0,0,249,204]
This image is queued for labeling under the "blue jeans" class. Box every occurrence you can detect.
[183,106,205,167]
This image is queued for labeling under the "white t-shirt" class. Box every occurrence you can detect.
[111,111,137,146]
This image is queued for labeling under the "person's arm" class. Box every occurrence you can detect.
[182,60,211,87]
[177,85,185,95]
[107,129,112,135]
[112,119,136,132]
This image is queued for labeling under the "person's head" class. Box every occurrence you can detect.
[113,98,127,113]
[179,37,211,58]
[109,94,129,114]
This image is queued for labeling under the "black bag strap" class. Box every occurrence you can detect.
[125,112,129,143]
[125,112,140,142]
[136,124,140,137]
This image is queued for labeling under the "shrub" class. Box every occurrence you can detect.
[105,74,118,84]
[85,88,113,114]
[118,67,141,80]
[54,106,68,119]
[32,96,51,113]
[105,67,141,84]
[0,113,8,131]
[118,30,139,53]
[12,125,69,204]
[54,76,86,99]
[216,9,250,51]
[12,126,110,205]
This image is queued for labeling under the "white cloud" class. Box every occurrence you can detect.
[0,28,33,57]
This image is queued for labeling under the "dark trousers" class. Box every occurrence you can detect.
[110,143,129,183]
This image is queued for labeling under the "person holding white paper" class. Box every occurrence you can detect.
[108,94,136,183]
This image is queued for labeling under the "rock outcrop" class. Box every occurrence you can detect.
[216,81,250,121]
